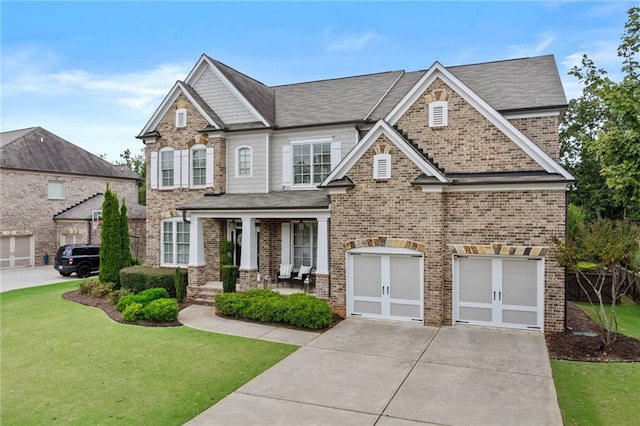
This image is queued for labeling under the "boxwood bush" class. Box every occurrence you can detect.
[116,287,170,312]
[143,298,179,322]
[215,289,333,329]
[120,266,187,297]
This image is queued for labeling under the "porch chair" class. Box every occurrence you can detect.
[277,264,294,287]
[292,265,313,289]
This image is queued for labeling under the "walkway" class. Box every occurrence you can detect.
[179,305,562,425]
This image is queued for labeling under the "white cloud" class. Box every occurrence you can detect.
[507,32,555,58]
[323,29,379,52]
[1,50,190,115]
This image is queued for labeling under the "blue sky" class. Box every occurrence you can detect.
[1,1,636,162]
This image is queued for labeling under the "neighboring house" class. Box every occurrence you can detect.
[138,54,573,332]
[0,127,145,268]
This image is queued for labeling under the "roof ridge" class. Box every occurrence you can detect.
[272,70,404,89]
[447,54,553,69]
[53,193,103,218]
[206,55,271,89]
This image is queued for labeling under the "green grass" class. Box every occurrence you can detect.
[1,281,297,425]
[575,301,640,339]
[552,301,640,425]
[552,361,640,426]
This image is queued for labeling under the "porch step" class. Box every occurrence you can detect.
[187,282,223,306]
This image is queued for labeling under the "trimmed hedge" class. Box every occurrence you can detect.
[120,266,187,297]
[143,299,179,322]
[215,289,333,329]
[116,287,169,312]
[221,265,238,293]
[116,287,178,322]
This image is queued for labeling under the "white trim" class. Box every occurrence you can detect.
[265,133,270,193]
[173,149,181,189]
[384,62,573,180]
[428,182,570,193]
[138,81,221,137]
[150,151,158,189]
[158,147,175,189]
[322,120,448,185]
[188,210,330,220]
[290,137,335,188]
[282,145,292,188]
[205,147,214,188]
[193,55,270,127]
[503,110,561,120]
[160,217,190,267]
[175,108,187,128]
[235,145,253,177]
[327,187,348,195]
[181,149,189,188]
[281,222,291,265]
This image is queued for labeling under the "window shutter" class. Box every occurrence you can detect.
[205,147,214,187]
[330,141,342,170]
[374,153,391,179]
[281,222,291,265]
[181,150,189,188]
[282,145,292,188]
[150,151,158,189]
[173,150,181,189]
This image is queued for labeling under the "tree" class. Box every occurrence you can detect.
[119,199,131,270]
[563,7,640,220]
[116,148,146,205]
[553,220,640,345]
[99,184,121,285]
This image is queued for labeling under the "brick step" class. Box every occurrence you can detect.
[193,298,215,306]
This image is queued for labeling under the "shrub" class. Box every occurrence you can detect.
[567,203,587,239]
[576,261,599,272]
[122,303,144,322]
[174,268,186,303]
[143,298,179,322]
[215,289,334,329]
[116,287,169,312]
[219,240,234,267]
[221,265,238,293]
[120,266,186,297]
[78,279,114,298]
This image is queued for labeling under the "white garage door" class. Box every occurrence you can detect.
[348,249,423,323]
[0,235,35,268]
[454,256,544,330]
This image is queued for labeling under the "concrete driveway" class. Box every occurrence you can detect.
[186,318,561,425]
[0,265,79,292]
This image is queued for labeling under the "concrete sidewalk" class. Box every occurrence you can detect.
[180,306,562,426]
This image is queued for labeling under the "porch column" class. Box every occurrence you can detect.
[240,216,258,270]
[188,216,205,267]
[316,217,329,274]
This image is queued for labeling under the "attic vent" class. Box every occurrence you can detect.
[429,101,448,127]
[175,108,187,128]
[373,153,391,180]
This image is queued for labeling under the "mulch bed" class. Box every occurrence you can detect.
[64,290,639,361]
[546,302,640,362]
[62,290,191,327]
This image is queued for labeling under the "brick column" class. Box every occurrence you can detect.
[424,191,445,327]
[237,269,259,292]
[313,273,330,301]
[188,265,207,287]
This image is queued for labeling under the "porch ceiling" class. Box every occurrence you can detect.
[178,190,330,212]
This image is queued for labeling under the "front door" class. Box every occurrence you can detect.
[348,251,423,323]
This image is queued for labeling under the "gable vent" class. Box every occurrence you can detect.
[429,101,448,127]
[175,108,187,128]
[374,153,391,180]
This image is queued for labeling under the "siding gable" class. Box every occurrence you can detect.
[192,67,261,125]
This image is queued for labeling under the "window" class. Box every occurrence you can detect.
[237,147,252,177]
[161,219,190,266]
[175,108,187,128]
[191,147,206,186]
[293,143,331,186]
[293,222,317,268]
[48,181,65,199]
[373,153,391,180]
[429,101,448,127]
[160,149,174,188]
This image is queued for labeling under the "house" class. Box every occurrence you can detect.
[138,54,573,331]
[0,127,145,268]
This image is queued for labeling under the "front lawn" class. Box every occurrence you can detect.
[551,300,640,425]
[1,281,297,424]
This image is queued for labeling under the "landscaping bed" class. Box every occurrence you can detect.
[62,289,191,327]
[546,302,640,362]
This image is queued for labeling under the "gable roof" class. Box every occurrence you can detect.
[0,127,140,180]
[53,193,146,220]
[385,61,573,180]
[139,54,567,136]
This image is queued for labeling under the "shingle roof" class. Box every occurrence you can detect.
[0,127,140,180]
[178,190,330,211]
[53,193,146,220]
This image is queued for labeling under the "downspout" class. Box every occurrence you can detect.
[564,185,570,331]
[87,220,92,244]
[182,209,190,224]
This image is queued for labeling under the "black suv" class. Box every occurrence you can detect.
[54,244,100,278]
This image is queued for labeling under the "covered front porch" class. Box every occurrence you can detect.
[180,191,331,302]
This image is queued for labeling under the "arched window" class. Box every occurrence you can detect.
[236,146,252,177]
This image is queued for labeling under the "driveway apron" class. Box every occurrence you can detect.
[185,317,562,426]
